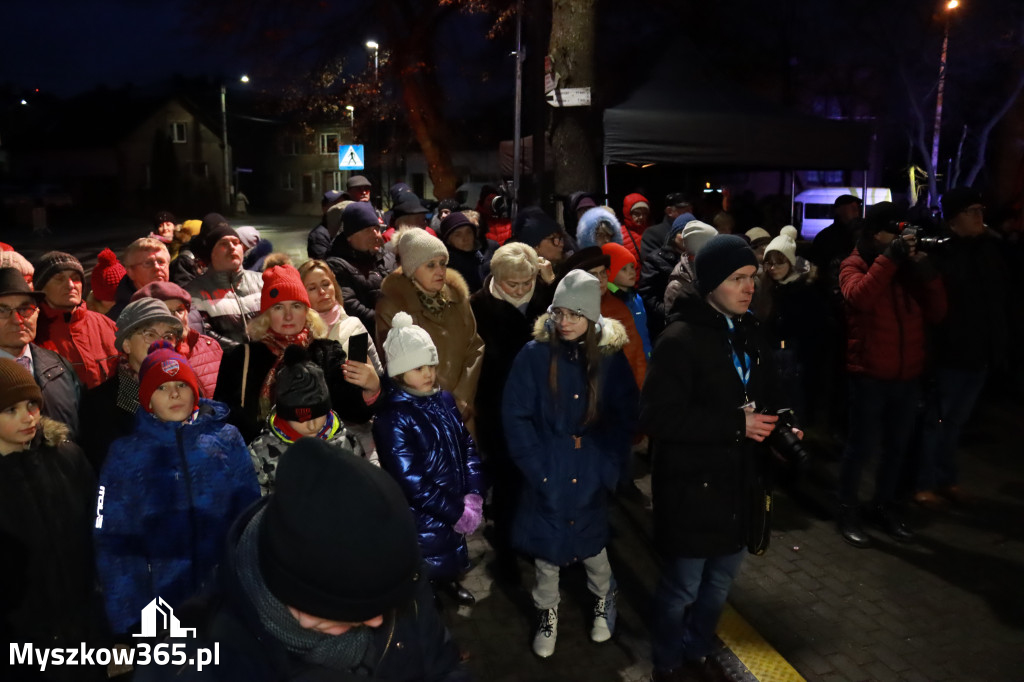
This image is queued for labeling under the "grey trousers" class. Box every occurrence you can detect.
[532,548,613,610]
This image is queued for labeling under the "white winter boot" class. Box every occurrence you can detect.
[590,591,617,643]
[532,606,559,657]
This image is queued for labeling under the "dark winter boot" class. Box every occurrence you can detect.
[838,504,873,548]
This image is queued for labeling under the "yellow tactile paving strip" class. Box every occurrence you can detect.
[718,603,807,682]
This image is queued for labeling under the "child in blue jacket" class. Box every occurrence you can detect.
[94,341,259,635]
[373,312,485,607]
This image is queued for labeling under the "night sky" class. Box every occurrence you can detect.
[0,1,244,96]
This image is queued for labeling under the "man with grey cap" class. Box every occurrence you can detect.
[186,216,263,348]
[78,298,183,471]
[0,266,82,439]
[135,437,470,681]
[643,234,796,682]
[326,201,397,338]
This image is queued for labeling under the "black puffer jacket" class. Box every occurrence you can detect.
[215,338,373,443]
[638,245,681,338]
[326,240,397,340]
[641,295,784,558]
[134,501,471,682]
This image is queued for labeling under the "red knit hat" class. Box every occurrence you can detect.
[601,242,637,281]
[91,248,127,301]
[261,265,310,313]
[139,340,200,414]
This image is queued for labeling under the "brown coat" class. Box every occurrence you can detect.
[376,268,485,419]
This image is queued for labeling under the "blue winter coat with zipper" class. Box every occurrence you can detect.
[94,398,261,634]
[502,313,638,566]
[373,386,485,580]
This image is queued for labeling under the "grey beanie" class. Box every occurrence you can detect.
[115,298,183,349]
[397,229,448,277]
[551,270,601,322]
[33,251,85,290]
[681,220,719,257]
[384,312,439,378]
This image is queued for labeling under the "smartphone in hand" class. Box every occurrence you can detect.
[348,332,369,364]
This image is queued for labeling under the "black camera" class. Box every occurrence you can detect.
[764,408,809,467]
[894,223,950,253]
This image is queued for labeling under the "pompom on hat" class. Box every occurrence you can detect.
[138,340,200,414]
[764,226,799,266]
[383,311,438,378]
[261,265,311,314]
[90,248,127,301]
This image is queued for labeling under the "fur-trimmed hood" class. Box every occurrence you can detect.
[531,311,629,353]
[33,416,72,448]
[380,266,471,309]
[576,207,624,249]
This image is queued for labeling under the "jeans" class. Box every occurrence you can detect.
[840,375,921,505]
[917,368,987,490]
[651,550,746,670]
[532,548,613,610]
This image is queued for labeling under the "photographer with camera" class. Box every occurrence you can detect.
[642,235,800,682]
[912,188,1009,510]
[837,202,946,548]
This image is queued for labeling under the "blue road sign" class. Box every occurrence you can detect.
[339,145,365,170]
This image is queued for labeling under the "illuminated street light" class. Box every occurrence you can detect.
[345,105,355,129]
[20,99,27,105]
[220,74,251,210]
[365,40,379,50]
[240,74,250,83]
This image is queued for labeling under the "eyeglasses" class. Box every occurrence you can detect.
[0,304,38,320]
[543,234,564,245]
[764,260,789,270]
[551,308,584,324]
[129,257,169,269]
[136,328,179,344]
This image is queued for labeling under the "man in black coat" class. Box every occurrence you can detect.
[640,192,692,266]
[327,202,397,341]
[642,235,795,682]
[136,438,470,682]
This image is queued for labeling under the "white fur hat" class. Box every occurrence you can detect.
[384,311,439,378]
[764,225,799,265]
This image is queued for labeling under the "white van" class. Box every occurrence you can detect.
[795,187,892,239]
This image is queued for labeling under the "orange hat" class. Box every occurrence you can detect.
[601,242,636,281]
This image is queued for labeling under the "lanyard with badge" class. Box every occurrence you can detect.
[726,316,755,412]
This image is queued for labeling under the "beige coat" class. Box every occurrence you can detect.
[376,268,485,421]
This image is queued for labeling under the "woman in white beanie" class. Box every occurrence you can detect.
[502,270,638,658]
[375,229,484,427]
[755,225,828,423]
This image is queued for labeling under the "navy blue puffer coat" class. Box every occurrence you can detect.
[502,314,638,566]
[374,387,485,580]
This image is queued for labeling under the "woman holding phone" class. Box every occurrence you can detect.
[215,264,380,442]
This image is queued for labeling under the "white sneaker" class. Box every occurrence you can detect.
[590,592,617,643]
[532,607,558,658]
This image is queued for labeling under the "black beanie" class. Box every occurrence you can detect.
[563,246,610,274]
[438,211,473,243]
[275,346,331,422]
[863,202,904,235]
[695,234,758,297]
[940,187,982,221]
[512,207,561,247]
[195,213,238,263]
[259,438,421,622]
[342,202,382,238]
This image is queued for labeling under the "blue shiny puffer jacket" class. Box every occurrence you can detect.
[94,399,261,634]
[373,385,485,580]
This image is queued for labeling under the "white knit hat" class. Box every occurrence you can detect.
[681,220,718,256]
[384,312,439,378]
[397,229,448,278]
[764,225,799,266]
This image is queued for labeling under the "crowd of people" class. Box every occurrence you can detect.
[2,173,1016,682]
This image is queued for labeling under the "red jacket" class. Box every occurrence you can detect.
[35,303,119,389]
[601,292,647,390]
[180,327,223,398]
[839,246,946,381]
[621,193,649,271]
[484,217,513,246]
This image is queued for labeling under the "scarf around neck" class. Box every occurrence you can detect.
[488,276,535,311]
[259,327,313,420]
[318,303,344,329]
[412,279,449,319]
[235,508,372,671]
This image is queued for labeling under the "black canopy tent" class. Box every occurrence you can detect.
[602,48,873,171]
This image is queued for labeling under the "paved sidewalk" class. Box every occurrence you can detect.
[443,393,1024,681]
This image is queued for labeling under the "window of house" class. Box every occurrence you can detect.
[170,122,187,144]
[185,161,209,178]
[322,171,343,192]
[319,133,340,155]
[281,172,294,190]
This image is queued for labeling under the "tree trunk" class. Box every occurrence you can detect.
[548,0,599,198]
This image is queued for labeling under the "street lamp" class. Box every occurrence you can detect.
[220,74,250,210]
[930,0,960,200]
[366,40,381,194]
[345,105,355,131]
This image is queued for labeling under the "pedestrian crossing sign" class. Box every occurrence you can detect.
[338,145,365,170]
